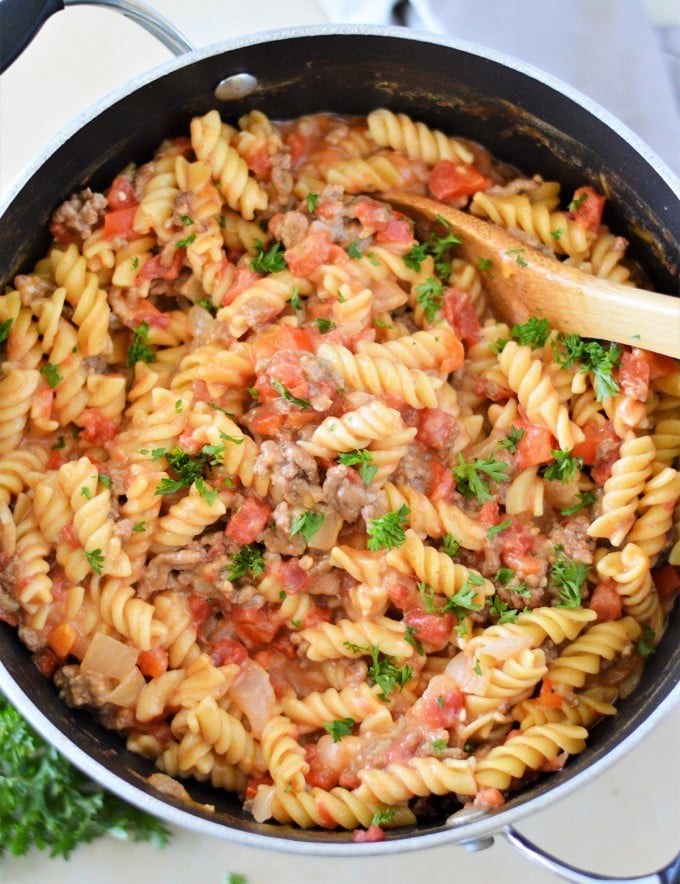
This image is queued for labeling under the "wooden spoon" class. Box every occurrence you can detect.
[385,191,680,359]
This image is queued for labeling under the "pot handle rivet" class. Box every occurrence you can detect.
[214,73,258,101]
[457,836,495,853]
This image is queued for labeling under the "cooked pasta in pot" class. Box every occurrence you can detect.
[1,107,678,838]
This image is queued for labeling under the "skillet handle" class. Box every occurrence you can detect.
[502,826,680,883]
[0,0,193,73]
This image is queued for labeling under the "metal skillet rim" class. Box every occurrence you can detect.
[1,21,679,857]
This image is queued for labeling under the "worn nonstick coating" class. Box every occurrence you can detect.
[1,25,679,855]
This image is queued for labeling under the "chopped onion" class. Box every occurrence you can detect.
[229,659,278,739]
[470,631,534,662]
[250,783,275,822]
[80,631,138,680]
[106,665,145,707]
[445,651,489,695]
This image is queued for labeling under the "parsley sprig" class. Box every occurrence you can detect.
[126,321,155,367]
[541,449,583,483]
[550,550,590,607]
[250,239,287,274]
[414,277,444,323]
[452,454,509,503]
[0,697,170,859]
[337,449,378,486]
[154,442,227,502]
[552,334,621,401]
[322,717,356,742]
[366,505,410,551]
[289,510,325,544]
[271,379,311,410]
[227,544,265,582]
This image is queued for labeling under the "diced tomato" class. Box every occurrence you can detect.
[632,348,678,379]
[473,788,506,809]
[187,593,211,629]
[245,773,273,800]
[440,333,465,374]
[375,214,415,245]
[103,206,138,239]
[427,456,456,503]
[251,324,314,360]
[428,160,491,202]
[245,404,286,436]
[652,564,680,601]
[477,500,500,527]
[417,408,457,449]
[589,580,623,622]
[573,422,621,484]
[568,186,605,231]
[516,421,555,468]
[302,604,333,628]
[404,609,454,651]
[387,581,418,612]
[243,146,271,177]
[33,648,59,678]
[538,678,563,708]
[136,249,184,283]
[107,175,137,210]
[353,198,391,232]
[304,744,341,791]
[284,230,334,277]
[128,299,171,329]
[78,408,119,444]
[254,352,311,404]
[618,350,650,401]
[279,558,311,594]
[443,287,481,345]
[352,826,386,843]
[230,604,280,646]
[209,637,249,667]
[284,131,310,168]
[60,522,80,550]
[137,647,169,678]
[46,448,67,470]
[225,496,271,544]
[503,549,544,574]
[423,687,464,728]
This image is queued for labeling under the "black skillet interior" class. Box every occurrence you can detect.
[1,30,679,848]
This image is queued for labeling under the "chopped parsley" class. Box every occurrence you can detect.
[179,214,193,226]
[452,453,510,503]
[477,257,493,277]
[541,449,583,483]
[494,567,516,586]
[487,518,512,539]
[126,321,155,367]
[505,247,528,267]
[0,318,13,343]
[403,241,428,272]
[636,626,656,658]
[85,548,105,575]
[489,595,519,624]
[154,444,224,501]
[371,807,395,827]
[80,486,92,500]
[288,286,303,313]
[499,426,525,453]
[442,573,484,618]
[430,738,448,755]
[227,544,265,582]
[196,297,217,315]
[552,334,621,400]
[289,510,325,545]
[414,277,444,323]
[347,240,363,259]
[175,232,196,248]
[417,581,439,615]
[132,521,146,533]
[366,504,410,551]
[550,551,590,608]
[568,192,588,212]
[40,362,63,388]
[442,533,461,557]
[315,318,336,334]
[404,625,424,655]
[550,227,564,241]
[52,435,66,450]
[98,474,111,488]
[250,239,287,274]
[367,646,413,701]
[560,490,597,516]
[337,449,378,486]
[322,717,356,742]
[305,192,319,213]
[271,379,311,410]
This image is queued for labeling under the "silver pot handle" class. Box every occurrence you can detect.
[65,0,194,55]
[502,826,680,883]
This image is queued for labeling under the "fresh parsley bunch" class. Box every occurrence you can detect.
[0,696,171,859]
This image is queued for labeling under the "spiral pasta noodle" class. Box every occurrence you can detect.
[0,106,676,837]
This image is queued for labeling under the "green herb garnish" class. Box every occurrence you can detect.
[366,505,410,551]
[250,239,287,274]
[289,510,325,544]
[322,717,356,742]
[452,453,509,502]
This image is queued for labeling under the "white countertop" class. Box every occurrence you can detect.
[1,3,679,882]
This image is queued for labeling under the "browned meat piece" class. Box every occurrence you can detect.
[255,440,322,508]
[322,464,374,524]
[55,664,114,709]
[49,188,108,243]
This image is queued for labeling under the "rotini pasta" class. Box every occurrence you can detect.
[1,107,676,838]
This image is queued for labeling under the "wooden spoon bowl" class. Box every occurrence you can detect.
[385,192,680,359]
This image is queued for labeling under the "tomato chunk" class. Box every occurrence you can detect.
[618,350,650,401]
[138,647,169,678]
[230,604,280,646]
[103,206,137,239]
[443,287,481,345]
[284,230,333,277]
[652,564,680,601]
[404,609,454,651]
[107,175,137,210]
[568,186,605,230]
[516,421,555,468]
[428,160,491,202]
[417,408,457,449]
[279,558,311,594]
[210,637,249,666]
[78,408,119,444]
[588,580,623,622]
[251,324,314,359]
[225,497,271,544]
